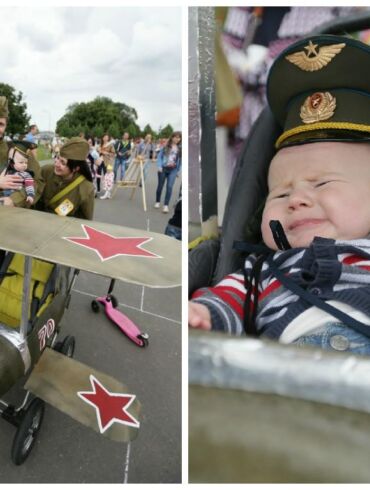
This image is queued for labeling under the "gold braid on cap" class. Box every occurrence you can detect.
[275,121,370,148]
[285,41,346,72]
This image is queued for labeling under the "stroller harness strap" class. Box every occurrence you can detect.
[234,239,370,339]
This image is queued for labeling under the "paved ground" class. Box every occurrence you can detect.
[0,162,182,483]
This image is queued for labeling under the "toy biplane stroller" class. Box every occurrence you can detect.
[0,206,180,466]
[0,253,78,465]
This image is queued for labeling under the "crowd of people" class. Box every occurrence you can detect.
[53,130,182,214]
[0,101,181,229]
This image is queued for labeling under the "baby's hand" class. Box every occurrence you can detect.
[26,196,34,204]
[0,197,14,207]
[188,301,211,330]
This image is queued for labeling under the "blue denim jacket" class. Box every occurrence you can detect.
[157,147,182,173]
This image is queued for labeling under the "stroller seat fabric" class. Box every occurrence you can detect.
[0,253,56,328]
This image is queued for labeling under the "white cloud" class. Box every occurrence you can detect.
[0,6,181,132]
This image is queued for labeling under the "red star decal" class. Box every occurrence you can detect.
[63,225,161,261]
[77,375,140,433]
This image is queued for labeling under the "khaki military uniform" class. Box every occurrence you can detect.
[38,164,95,220]
[0,139,45,207]
[0,139,7,165]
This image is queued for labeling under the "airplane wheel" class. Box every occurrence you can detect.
[137,334,149,348]
[91,300,100,313]
[60,335,75,358]
[108,295,118,308]
[11,398,45,466]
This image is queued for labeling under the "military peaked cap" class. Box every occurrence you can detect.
[8,140,36,159]
[267,34,370,149]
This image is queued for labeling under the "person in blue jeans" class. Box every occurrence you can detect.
[154,131,181,213]
[114,132,132,181]
[165,192,182,240]
[135,133,155,186]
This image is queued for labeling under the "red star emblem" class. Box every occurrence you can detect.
[77,375,140,433]
[63,225,161,261]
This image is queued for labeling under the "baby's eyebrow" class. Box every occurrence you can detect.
[268,180,290,192]
[270,171,342,186]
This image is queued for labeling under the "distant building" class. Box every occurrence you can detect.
[38,131,55,144]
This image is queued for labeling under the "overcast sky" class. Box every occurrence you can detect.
[0,6,182,133]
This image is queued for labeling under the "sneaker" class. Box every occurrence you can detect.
[100,192,109,200]
[163,205,169,213]
[154,202,160,209]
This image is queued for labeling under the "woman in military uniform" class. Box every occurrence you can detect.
[37,137,95,220]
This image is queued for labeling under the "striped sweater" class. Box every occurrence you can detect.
[5,170,35,199]
[191,237,370,339]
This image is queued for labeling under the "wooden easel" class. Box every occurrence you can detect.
[112,157,147,211]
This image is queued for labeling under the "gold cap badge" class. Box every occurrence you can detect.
[300,92,336,124]
[286,41,346,72]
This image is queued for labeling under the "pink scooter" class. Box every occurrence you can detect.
[91,279,149,348]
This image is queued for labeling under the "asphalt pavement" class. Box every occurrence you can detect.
[0,161,182,483]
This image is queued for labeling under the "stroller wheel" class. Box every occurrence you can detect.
[60,335,75,357]
[11,398,45,466]
[54,335,75,358]
[107,295,118,308]
[137,333,149,348]
[91,300,100,313]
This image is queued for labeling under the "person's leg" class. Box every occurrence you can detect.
[164,223,182,240]
[96,164,103,192]
[120,158,127,180]
[114,157,120,181]
[100,174,108,199]
[106,173,114,198]
[155,170,166,204]
[164,169,177,206]
[143,159,150,181]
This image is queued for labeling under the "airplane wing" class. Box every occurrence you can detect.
[25,348,140,442]
[0,206,181,288]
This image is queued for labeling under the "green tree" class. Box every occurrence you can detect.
[0,83,30,136]
[56,96,139,138]
[142,124,155,139]
[107,121,120,139]
[93,123,104,139]
[158,124,174,139]
[124,122,141,139]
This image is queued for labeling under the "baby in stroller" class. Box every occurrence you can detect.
[189,34,370,356]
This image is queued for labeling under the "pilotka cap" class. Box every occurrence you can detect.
[60,137,89,161]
